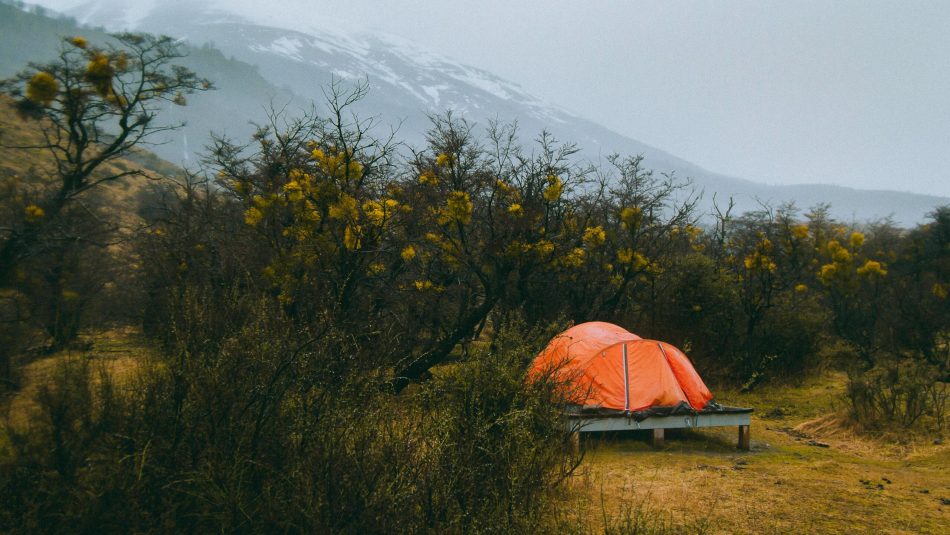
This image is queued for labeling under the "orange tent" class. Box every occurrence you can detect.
[531,321,714,415]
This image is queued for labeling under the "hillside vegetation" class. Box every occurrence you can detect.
[0,0,298,167]
[0,29,947,534]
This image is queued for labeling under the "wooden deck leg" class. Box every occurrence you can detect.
[738,425,750,451]
[651,428,665,448]
[570,430,580,454]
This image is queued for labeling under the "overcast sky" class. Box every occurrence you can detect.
[34,0,950,197]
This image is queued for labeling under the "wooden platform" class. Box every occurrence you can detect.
[568,409,753,450]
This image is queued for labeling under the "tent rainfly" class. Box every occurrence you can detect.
[531,322,753,450]
[531,321,717,417]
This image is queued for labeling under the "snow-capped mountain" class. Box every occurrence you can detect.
[8,0,949,224]
[65,0,643,155]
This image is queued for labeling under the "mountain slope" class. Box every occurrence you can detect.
[0,1,299,165]
[5,0,947,225]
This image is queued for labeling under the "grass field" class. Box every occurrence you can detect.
[568,373,950,534]
[2,332,948,534]
[2,327,154,430]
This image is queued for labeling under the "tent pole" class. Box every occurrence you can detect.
[622,343,629,412]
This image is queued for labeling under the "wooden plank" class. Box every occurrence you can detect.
[571,411,751,433]
[651,428,665,448]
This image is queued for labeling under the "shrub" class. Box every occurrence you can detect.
[847,357,949,432]
[417,318,581,531]
[0,297,580,533]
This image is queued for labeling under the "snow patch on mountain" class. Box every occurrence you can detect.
[252,36,305,62]
[422,84,448,106]
[24,0,947,224]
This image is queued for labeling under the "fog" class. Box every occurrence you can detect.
[31,0,950,196]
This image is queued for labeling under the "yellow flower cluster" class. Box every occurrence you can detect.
[419,170,439,185]
[510,239,555,258]
[85,53,114,97]
[445,191,473,224]
[795,283,808,293]
[343,225,361,250]
[743,238,776,272]
[542,174,563,202]
[791,224,810,240]
[534,240,556,256]
[283,179,305,202]
[244,207,264,226]
[561,247,586,268]
[633,252,649,270]
[70,36,88,49]
[413,279,443,292]
[685,225,702,242]
[856,260,887,278]
[329,194,358,221]
[24,204,45,221]
[616,248,649,270]
[508,203,524,216]
[26,72,58,105]
[401,245,416,262]
[415,280,432,291]
[826,240,852,263]
[302,200,321,222]
[277,170,323,222]
[818,263,837,283]
[244,193,280,227]
[933,283,948,300]
[582,226,606,247]
[435,152,454,167]
[254,194,276,209]
[620,206,642,229]
[312,147,364,181]
[363,198,399,226]
[617,248,633,264]
[849,231,865,249]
